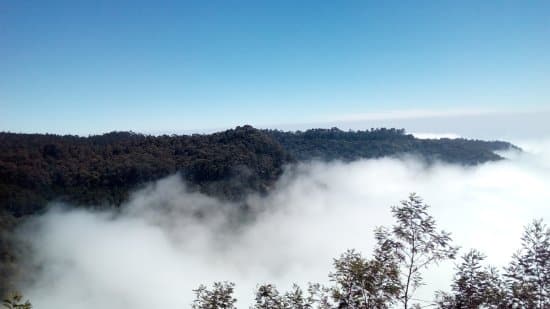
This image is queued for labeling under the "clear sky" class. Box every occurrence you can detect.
[1,1,549,135]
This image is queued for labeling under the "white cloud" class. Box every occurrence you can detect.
[16,138,550,308]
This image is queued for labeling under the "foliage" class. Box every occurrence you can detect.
[328,249,401,308]
[504,219,550,308]
[0,126,288,218]
[435,249,505,308]
[0,127,516,218]
[192,281,237,309]
[0,125,291,295]
[2,292,31,309]
[267,127,515,164]
[0,126,517,294]
[119,214,550,309]
[304,283,332,309]
[253,284,285,309]
[376,193,458,309]
[282,284,304,308]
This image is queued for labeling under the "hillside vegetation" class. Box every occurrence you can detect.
[267,127,514,163]
[0,126,516,218]
[0,126,517,295]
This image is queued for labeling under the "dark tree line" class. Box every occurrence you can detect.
[0,126,288,218]
[0,126,516,218]
[267,127,516,164]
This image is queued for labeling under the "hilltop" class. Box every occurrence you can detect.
[0,125,520,295]
[0,125,517,217]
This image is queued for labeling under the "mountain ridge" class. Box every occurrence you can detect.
[0,125,519,217]
[0,125,520,295]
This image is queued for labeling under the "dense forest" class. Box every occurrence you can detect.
[268,127,515,164]
[0,126,518,297]
[0,125,289,217]
[0,126,516,217]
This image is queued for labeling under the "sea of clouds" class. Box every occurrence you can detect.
[15,138,550,308]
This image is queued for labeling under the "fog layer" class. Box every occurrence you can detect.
[17,139,550,308]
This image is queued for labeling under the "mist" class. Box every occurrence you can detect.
[270,109,550,141]
[15,138,550,308]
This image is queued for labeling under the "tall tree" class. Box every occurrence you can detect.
[504,219,550,308]
[435,249,505,308]
[328,248,401,308]
[377,193,458,309]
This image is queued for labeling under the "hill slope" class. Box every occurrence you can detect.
[0,126,517,217]
[267,127,515,164]
[0,125,519,295]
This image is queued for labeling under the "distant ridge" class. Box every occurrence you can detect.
[0,125,518,217]
[266,127,518,163]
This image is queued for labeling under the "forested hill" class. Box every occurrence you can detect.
[0,126,517,217]
[267,127,516,164]
[0,125,288,217]
[0,125,518,295]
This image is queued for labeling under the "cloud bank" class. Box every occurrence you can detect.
[16,139,550,308]
[270,109,550,141]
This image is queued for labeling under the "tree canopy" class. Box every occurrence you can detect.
[0,127,519,297]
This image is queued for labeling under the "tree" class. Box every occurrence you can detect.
[504,219,550,308]
[305,283,332,309]
[251,283,330,309]
[377,193,458,309]
[435,249,505,308]
[2,292,32,309]
[192,281,237,309]
[284,284,318,309]
[253,284,285,309]
[329,249,401,308]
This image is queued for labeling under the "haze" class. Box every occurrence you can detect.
[16,138,550,308]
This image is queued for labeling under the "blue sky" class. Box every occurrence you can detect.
[1,1,549,134]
